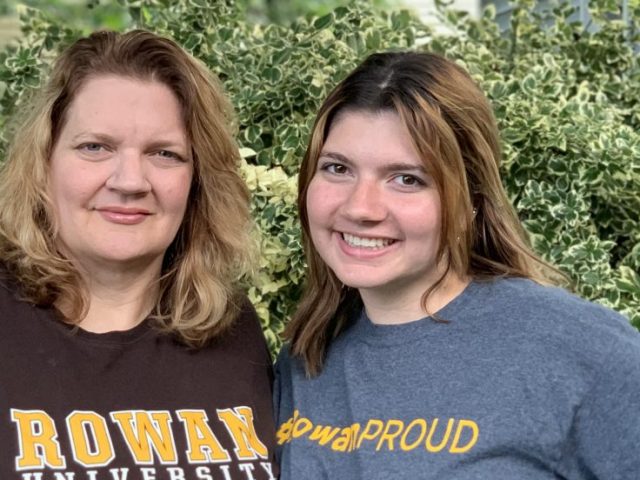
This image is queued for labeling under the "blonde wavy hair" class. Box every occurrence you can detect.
[0,30,252,345]
[287,51,563,375]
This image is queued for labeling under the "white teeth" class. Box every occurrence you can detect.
[342,233,393,249]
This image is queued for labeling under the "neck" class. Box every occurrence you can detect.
[58,257,162,333]
[360,272,469,325]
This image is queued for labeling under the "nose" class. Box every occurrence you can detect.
[105,152,151,195]
[341,178,387,223]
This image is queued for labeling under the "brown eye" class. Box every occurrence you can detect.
[392,174,424,187]
[320,162,349,175]
[329,164,348,174]
[401,175,416,185]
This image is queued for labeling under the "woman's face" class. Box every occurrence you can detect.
[306,110,444,303]
[48,75,193,273]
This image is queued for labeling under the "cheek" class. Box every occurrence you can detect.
[305,179,332,229]
[48,166,94,211]
[161,170,193,213]
[403,196,442,239]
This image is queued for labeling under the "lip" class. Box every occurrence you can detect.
[336,231,399,259]
[95,206,152,225]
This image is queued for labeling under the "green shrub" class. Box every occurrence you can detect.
[1,0,638,355]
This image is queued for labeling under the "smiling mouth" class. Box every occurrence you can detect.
[342,233,396,249]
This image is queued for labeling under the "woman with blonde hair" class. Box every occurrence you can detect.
[275,51,640,479]
[0,30,276,479]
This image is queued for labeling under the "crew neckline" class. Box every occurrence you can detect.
[0,269,157,345]
[351,279,485,346]
[43,307,155,345]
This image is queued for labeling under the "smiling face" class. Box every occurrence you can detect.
[48,75,193,274]
[306,110,446,308]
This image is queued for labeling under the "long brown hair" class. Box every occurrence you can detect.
[287,51,560,375]
[0,30,252,344]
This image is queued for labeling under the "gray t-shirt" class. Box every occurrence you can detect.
[275,277,640,479]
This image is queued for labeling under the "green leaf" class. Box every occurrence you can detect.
[313,13,333,30]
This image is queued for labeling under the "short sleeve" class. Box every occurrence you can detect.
[568,327,640,479]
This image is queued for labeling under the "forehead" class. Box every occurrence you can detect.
[70,74,178,113]
[322,110,423,168]
[60,75,187,139]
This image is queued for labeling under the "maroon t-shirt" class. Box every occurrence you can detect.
[0,276,278,480]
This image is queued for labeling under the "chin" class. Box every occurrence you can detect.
[336,275,386,291]
[92,248,163,266]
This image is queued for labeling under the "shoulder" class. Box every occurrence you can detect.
[273,344,304,422]
[0,267,16,295]
[229,295,264,335]
[217,294,272,364]
[274,344,309,388]
[0,268,30,314]
[473,276,640,358]
[274,344,294,378]
[0,268,54,345]
[478,276,631,326]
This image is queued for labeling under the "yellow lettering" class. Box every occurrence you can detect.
[110,411,177,464]
[276,412,480,456]
[347,423,360,451]
[356,419,384,448]
[66,411,114,467]
[330,424,360,452]
[375,420,404,451]
[11,409,66,470]
[331,427,351,452]
[449,419,479,453]
[275,410,298,445]
[217,407,268,460]
[291,417,313,438]
[176,410,230,463]
[400,418,427,451]
[308,425,340,445]
[425,418,454,453]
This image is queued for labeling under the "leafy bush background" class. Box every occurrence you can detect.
[1,0,638,354]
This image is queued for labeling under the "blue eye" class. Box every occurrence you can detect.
[155,150,186,162]
[79,143,104,152]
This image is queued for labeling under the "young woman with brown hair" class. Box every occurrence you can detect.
[275,51,640,479]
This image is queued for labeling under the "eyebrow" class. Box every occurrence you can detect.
[146,140,189,153]
[319,151,352,165]
[381,162,427,175]
[70,132,189,152]
[70,132,116,144]
[319,150,427,174]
